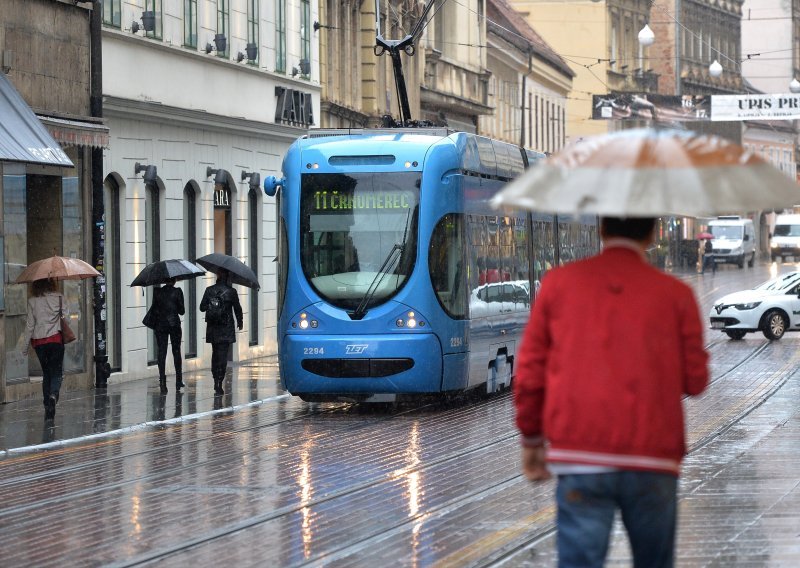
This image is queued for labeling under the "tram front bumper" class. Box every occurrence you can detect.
[280,333,443,394]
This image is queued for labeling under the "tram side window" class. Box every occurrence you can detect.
[277,217,288,318]
[429,214,467,319]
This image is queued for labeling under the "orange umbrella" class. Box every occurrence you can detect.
[491,128,800,217]
[15,255,100,283]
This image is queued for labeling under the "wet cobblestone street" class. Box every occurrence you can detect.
[0,262,798,566]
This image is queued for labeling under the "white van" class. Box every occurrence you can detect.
[770,214,800,262]
[708,216,756,268]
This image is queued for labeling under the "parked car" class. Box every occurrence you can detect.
[710,271,800,340]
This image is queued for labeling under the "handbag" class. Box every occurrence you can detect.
[60,297,77,344]
[142,305,157,329]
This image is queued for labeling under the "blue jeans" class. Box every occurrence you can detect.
[556,471,677,568]
[34,342,65,405]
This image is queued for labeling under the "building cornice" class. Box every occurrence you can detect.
[103,96,307,142]
[420,87,493,116]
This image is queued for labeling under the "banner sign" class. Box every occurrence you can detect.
[711,93,800,121]
[592,94,710,122]
[593,93,800,122]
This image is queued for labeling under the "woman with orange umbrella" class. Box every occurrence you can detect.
[19,278,69,420]
[16,255,99,421]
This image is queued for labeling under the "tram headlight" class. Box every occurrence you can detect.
[396,311,424,329]
[296,312,319,330]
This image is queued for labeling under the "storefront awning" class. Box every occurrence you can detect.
[39,116,109,149]
[0,72,73,167]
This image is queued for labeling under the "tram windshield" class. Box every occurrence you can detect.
[300,172,420,311]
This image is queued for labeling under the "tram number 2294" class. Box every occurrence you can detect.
[303,347,325,355]
[450,337,463,348]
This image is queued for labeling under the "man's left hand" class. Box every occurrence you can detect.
[521,446,551,481]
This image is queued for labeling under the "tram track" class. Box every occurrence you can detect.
[0,332,792,567]
[117,341,794,567]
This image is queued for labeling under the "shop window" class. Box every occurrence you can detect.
[104,176,122,372]
[184,183,198,358]
[248,187,260,345]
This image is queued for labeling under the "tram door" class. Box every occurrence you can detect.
[212,176,233,362]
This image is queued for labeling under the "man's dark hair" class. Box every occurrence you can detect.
[601,217,657,241]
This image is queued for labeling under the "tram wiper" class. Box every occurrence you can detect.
[352,243,403,320]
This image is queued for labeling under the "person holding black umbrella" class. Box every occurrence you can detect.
[200,269,243,394]
[151,278,186,392]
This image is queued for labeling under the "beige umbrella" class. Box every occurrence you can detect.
[491,128,800,217]
[15,255,100,283]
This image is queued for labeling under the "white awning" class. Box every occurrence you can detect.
[0,73,73,167]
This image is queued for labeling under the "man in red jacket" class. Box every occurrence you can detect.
[514,217,709,568]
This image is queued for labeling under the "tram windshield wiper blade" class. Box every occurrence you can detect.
[352,243,403,319]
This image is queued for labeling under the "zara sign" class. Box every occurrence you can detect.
[275,87,314,126]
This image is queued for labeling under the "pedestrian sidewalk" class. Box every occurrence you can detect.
[0,356,285,454]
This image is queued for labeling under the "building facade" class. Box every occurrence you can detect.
[100,0,320,383]
[508,0,655,142]
[1,0,107,402]
[480,0,574,152]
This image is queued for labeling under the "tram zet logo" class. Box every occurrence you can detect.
[345,344,369,355]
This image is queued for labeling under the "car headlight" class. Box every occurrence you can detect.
[733,302,761,310]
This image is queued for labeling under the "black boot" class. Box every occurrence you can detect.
[159,377,168,393]
[44,395,57,420]
[175,373,185,390]
[213,377,224,395]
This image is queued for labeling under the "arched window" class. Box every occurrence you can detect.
[184,183,198,358]
[249,187,260,345]
[104,175,123,371]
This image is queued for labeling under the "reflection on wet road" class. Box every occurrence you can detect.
[0,263,798,566]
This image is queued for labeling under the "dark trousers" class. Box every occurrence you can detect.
[211,342,230,381]
[155,325,183,380]
[34,343,65,405]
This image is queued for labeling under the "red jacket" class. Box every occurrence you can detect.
[514,244,709,475]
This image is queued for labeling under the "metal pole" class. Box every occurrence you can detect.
[90,2,110,387]
[675,0,681,95]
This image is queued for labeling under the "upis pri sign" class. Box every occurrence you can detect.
[711,94,800,121]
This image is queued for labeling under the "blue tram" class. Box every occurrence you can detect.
[265,128,597,402]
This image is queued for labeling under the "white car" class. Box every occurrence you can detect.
[710,271,800,340]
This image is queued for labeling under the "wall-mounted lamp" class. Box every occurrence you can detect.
[241,171,261,191]
[236,52,246,63]
[790,78,800,94]
[299,58,311,75]
[709,59,723,78]
[132,11,155,34]
[291,67,299,77]
[246,43,258,62]
[313,21,336,32]
[206,166,229,185]
[135,162,158,184]
[204,34,227,54]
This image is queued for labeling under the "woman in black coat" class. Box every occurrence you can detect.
[199,269,243,394]
[152,278,185,393]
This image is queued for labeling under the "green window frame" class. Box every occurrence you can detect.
[301,0,311,77]
[276,1,286,73]
[217,0,230,57]
[144,0,163,40]
[247,0,259,64]
[102,0,121,28]
[184,0,197,48]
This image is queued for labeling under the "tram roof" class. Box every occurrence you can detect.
[296,128,535,180]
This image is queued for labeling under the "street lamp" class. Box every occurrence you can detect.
[638,24,655,47]
[709,59,723,78]
[790,78,800,93]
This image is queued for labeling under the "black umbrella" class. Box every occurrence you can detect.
[130,259,206,287]
[196,253,260,290]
